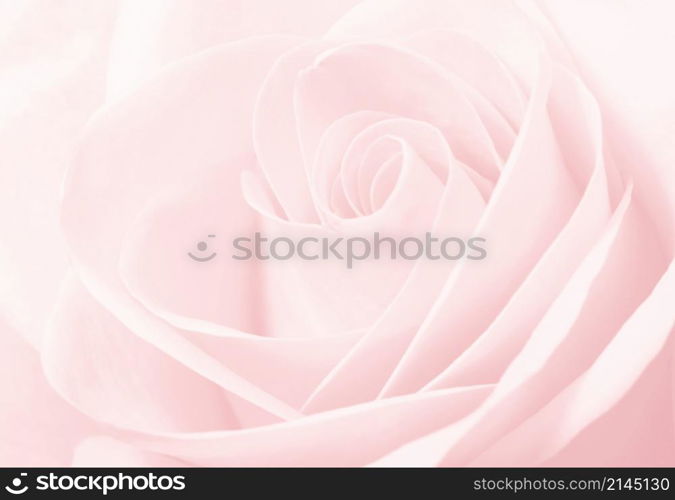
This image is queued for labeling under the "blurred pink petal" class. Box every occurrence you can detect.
[382,57,580,396]
[131,385,491,466]
[44,274,235,433]
[325,0,546,87]
[0,0,118,344]
[295,43,502,180]
[403,30,527,128]
[304,160,485,412]
[2,0,672,468]
[426,65,613,389]
[530,0,675,251]
[253,41,331,222]
[474,258,675,466]
[73,437,188,467]
[0,319,98,466]
[107,0,360,100]
[61,37,307,420]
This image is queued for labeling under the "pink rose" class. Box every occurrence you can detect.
[1,0,674,467]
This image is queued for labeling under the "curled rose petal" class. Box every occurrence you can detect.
[425,64,613,389]
[43,273,236,433]
[295,43,502,180]
[304,159,485,412]
[129,385,491,466]
[474,260,675,466]
[381,56,580,396]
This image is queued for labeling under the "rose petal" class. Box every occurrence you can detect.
[403,29,527,128]
[303,160,485,412]
[473,258,675,466]
[107,0,362,100]
[129,385,491,466]
[63,36,301,282]
[381,56,580,396]
[311,110,395,221]
[425,65,613,389]
[0,0,117,344]
[43,274,236,433]
[372,184,638,466]
[530,0,675,251]
[72,436,188,467]
[62,37,306,420]
[326,0,545,88]
[0,318,99,466]
[118,167,265,336]
[252,40,332,222]
[437,183,666,466]
[107,164,370,409]
[295,43,502,181]
[437,186,638,465]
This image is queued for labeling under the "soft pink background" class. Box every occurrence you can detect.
[1,0,674,466]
